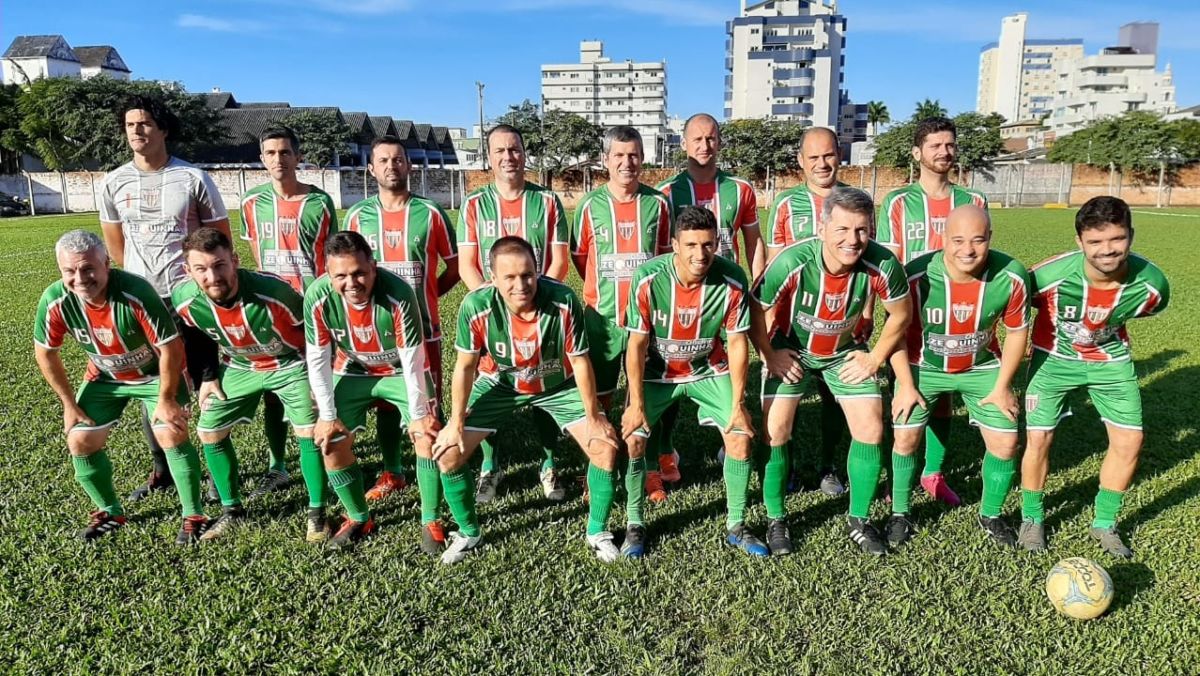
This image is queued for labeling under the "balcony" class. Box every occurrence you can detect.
[748,47,815,63]
[773,86,814,98]
[773,67,815,82]
[771,103,813,116]
[762,34,815,47]
[1078,73,1127,88]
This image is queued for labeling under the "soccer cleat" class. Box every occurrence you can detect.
[1090,526,1133,559]
[726,523,769,557]
[364,470,408,502]
[1017,519,1047,553]
[329,516,375,550]
[440,530,483,565]
[175,515,211,546]
[475,470,502,504]
[305,508,332,544]
[246,469,290,502]
[199,506,245,542]
[885,514,917,549]
[621,524,646,559]
[587,531,621,563]
[205,476,221,504]
[819,469,846,496]
[846,516,887,556]
[77,510,127,541]
[766,518,793,556]
[421,521,447,556]
[645,471,667,504]
[126,471,174,502]
[978,515,1017,548]
[540,467,565,502]
[920,472,962,507]
[659,451,682,483]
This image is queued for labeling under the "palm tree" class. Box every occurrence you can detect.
[914,98,948,121]
[866,100,890,137]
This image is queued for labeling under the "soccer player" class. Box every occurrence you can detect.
[622,206,762,558]
[888,205,1030,549]
[877,117,988,505]
[571,126,671,502]
[458,124,570,502]
[1019,197,1169,558]
[749,187,911,556]
[99,94,230,501]
[433,237,621,562]
[239,125,338,500]
[34,230,207,544]
[303,232,441,551]
[173,227,331,542]
[345,134,459,506]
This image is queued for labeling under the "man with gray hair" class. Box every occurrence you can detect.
[749,186,912,556]
[33,230,210,544]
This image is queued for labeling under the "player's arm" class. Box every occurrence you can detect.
[33,345,94,433]
[196,171,232,238]
[304,301,348,450]
[433,206,460,296]
[433,346,479,461]
[748,301,802,384]
[725,330,754,435]
[842,296,910,385]
[622,329,651,439]
[100,221,125,267]
[458,253,485,290]
[745,226,766,280]
[151,337,188,435]
[888,346,925,424]
[546,194,570,281]
[569,203,589,278]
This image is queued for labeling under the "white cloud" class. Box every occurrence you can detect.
[177,14,266,33]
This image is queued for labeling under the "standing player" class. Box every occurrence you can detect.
[888,206,1030,549]
[877,117,988,505]
[622,206,762,558]
[304,232,441,551]
[173,228,332,542]
[1019,197,1169,558]
[433,237,622,563]
[240,125,337,500]
[99,95,230,501]
[571,126,671,502]
[458,124,570,502]
[34,231,207,544]
[749,188,911,556]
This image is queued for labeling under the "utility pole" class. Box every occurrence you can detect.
[476,81,487,170]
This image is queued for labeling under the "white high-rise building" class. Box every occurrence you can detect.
[976,13,1084,123]
[541,41,671,164]
[724,0,846,127]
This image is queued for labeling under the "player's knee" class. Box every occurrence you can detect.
[988,436,1020,460]
[411,435,434,459]
[1108,430,1143,460]
[586,441,617,471]
[766,419,793,447]
[436,454,464,473]
[892,428,921,455]
[627,436,647,460]
[724,434,752,461]
[197,429,227,445]
[322,443,355,471]
[851,421,884,446]
[67,431,103,456]
[154,427,189,449]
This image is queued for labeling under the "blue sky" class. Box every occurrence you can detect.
[3,0,1198,131]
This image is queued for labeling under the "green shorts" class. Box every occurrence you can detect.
[334,374,430,433]
[893,365,1016,432]
[761,350,883,401]
[464,377,587,433]
[584,307,627,396]
[74,377,191,432]
[1025,351,1142,431]
[197,365,316,433]
[634,375,746,438]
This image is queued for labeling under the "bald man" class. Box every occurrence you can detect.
[887,205,1031,549]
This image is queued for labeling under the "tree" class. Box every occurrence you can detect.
[286,110,352,167]
[719,119,806,179]
[539,108,601,174]
[952,111,1005,172]
[493,99,545,163]
[914,98,948,121]
[866,100,890,137]
[870,119,916,168]
[0,83,27,172]
[1048,111,1180,173]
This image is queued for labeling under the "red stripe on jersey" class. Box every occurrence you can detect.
[211,301,280,370]
[242,195,262,268]
[613,198,642,325]
[1079,285,1120,362]
[888,196,907,260]
[580,207,599,311]
[509,312,542,395]
[666,284,702,380]
[1032,283,1060,353]
[344,301,390,376]
[809,272,850,356]
[44,297,67,348]
[84,302,136,382]
[926,196,951,253]
[905,276,925,365]
[945,278,983,373]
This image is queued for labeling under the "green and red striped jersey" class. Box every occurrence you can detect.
[657,170,759,264]
[877,183,987,263]
[172,269,305,372]
[571,184,671,327]
[457,181,567,281]
[627,253,750,383]
[1030,250,1169,362]
[752,238,907,358]
[454,278,588,395]
[34,269,179,384]
[240,183,337,292]
[903,249,1030,372]
[344,194,457,340]
[765,182,848,250]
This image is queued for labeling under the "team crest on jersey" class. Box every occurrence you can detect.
[1025,394,1039,412]
[94,327,114,346]
[824,292,847,313]
[502,217,521,236]
[140,189,160,209]
[952,302,974,323]
[227,325,246,340]
[1086,306,1110,324]
[677,307,699,329]
[514,338,538,361]
[930,218,947,235]
[278,217,297,236]
[352,324,374,343]
[385,230,404,249]
[617,220,636,240]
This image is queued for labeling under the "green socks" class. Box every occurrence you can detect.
[164,443,204,517]
[980,452,1016,518]
[440,467,480,537]
[723,455,752,529]
[328,463,371,523]
[535,410,559,471]
[417,457,442,525]
[763,445,789,520]
[847,440,882,519]
[586,463,616,535]
[376,406,405,475]
[72,451,122,516]
[891,452,918,515]
[1092,487,1125,529]
[298,437,328,509]
[479,438,498,474]
[923,415,951,476]
[202,438,242,507]
[1021,489,1045,524]
[262,394,289,473]
[625,456,646,526]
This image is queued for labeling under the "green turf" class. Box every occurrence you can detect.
[1,208,1197,672]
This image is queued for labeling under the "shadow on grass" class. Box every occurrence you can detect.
[1107,561,1156,613]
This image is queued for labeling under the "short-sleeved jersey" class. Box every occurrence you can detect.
[172,269,305,372]
[240,183,336,292]
[877,183,987,263]
[454,278,588,395]
[303,269,428,377]
[34,269,179,384]
[1030,250,1169,362]
[765,182,849,250]
[904,249,1030,373]
[752,238,907,358]
[457,181,567,281]
[571,184,671,326]
[99,157,229,296]
[627,254,750,383]
[657,170,759,264]
[345,194,457,340]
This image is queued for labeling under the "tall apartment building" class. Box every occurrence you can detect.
[541,41,671,164]
[976,13,1083,123]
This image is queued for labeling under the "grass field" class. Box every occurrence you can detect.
[1,207,1197,673]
